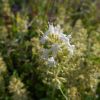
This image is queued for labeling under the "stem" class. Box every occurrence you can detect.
[58,86,68,100]
[51,67,56,99]
[51,86,56,100]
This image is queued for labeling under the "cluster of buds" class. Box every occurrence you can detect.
[8,76,28,100]
[0,56,7,75]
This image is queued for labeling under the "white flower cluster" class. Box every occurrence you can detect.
[40,23,75,66]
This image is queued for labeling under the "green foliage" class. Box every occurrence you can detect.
[0,0,100,100]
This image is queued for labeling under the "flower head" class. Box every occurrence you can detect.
[40,23,75,67]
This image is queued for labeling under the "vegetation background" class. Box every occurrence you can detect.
[0,0,100,100]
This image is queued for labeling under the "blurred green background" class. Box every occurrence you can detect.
[0,0,100,100]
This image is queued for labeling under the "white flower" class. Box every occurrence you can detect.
[68,45,75,55]
[40,24,63,43]
[47,24,63,35]
[41,49,49,60]
[47,57,56,66]
[60,34,71,45]
[40,23,75,58]
[60,34,75,55]
[48,23,55,34]
[54,24,63,35]
[50,44,61,57]
[40,35,48,44]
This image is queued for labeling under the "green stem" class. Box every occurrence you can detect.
[51,67,56,99]
[58,86,68,100]
[51,86,56,100]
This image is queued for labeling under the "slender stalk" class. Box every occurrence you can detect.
[51,86,56,100]
[58,86,68,100]
[51,67,56,99]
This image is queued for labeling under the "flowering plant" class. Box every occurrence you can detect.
[32,23,75,99]
[31,21,100,100]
